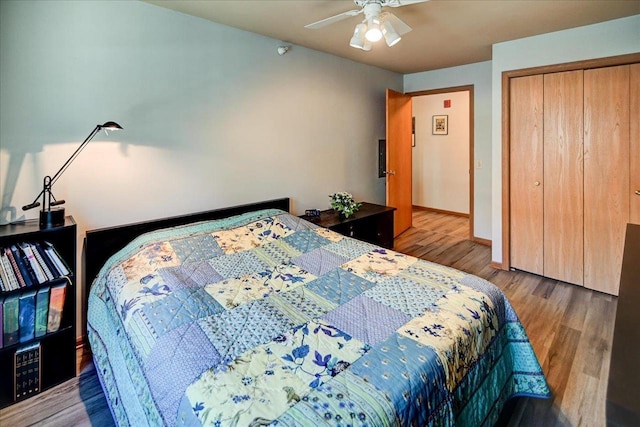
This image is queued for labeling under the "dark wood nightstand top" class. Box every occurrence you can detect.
[300,202,396,228]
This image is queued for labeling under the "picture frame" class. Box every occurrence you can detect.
[432,115,448,135]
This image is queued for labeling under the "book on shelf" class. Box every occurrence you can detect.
[10,245,36,287]
[3,294,19,346]
[0,241,72,295]
[19,243,48,285]
[34,287,50,338]
[46,282,66,333]
[0,252,19,291]
[42,241,70,277]
[18,290,36,343]
[4,248,27,289]
[14,341,41,401]
[31,243,55,282]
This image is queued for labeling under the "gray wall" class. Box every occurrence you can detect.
[0,0,401,230]
[0,0,401,334]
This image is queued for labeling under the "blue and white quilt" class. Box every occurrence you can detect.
[87,209,550,426]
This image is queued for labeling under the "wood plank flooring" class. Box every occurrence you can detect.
[394,210,616,427]
[0,209,616,426]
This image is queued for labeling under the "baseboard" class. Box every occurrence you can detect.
[473,237,491,246]
[490,261,504,270]
[412,205,469,218]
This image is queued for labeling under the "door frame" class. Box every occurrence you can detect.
[407,85,476,242]
[500,52,640,270]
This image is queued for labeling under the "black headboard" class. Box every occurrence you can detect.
[83,197,290,306]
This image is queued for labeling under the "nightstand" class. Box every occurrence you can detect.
[300,202,396,249]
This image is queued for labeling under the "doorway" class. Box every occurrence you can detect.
[406,86,474,241]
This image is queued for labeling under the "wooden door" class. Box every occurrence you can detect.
[584,65,630,295]
[631,63,640,225]
[386,89,413,237]
[510,75,544,275]
[543,71,584,285]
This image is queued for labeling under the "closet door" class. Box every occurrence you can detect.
[510,75,544,275]
[584,65,630,295]
[631,63,640,225]
[543,71,584,285]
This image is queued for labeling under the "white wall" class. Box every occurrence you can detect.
[405,61,492,240]
[0,0,402,336]
[412,92,470,214]
[491,15,640,264]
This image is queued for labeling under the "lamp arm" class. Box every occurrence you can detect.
[21,121,122,213]
[49,124,102,187]
[22,191,44,210]
[22,124,101,211]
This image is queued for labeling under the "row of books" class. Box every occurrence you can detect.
[15,342,41,400]
[1,282,67,348]
[0,242,70,292]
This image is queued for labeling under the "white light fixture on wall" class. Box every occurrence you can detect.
[277,45,290,55]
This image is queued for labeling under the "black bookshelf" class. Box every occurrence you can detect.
[0,217,76,408]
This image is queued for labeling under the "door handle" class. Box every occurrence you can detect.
[534,181,540,186]
[635,190,640,196]
[384,170,396,176]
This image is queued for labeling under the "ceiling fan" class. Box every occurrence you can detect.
[305,0,430,51]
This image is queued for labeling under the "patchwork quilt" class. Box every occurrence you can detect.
[87,209,550,426]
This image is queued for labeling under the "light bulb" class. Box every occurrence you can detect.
[365,18,382,42]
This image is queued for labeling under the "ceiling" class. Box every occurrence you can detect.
[144,0,640,74]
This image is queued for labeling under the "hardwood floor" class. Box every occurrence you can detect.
[0,209,616,426]
[0,348,113,427]
[394,210,616,427]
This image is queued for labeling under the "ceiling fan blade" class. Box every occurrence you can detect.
[305,9,362,29]
[381,12,412,35]
[385,0,430,7]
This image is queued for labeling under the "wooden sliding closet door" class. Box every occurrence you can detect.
[510,75,544,275]
[584,65,630,294]
[543,71,584,285]
[631,63,640,226]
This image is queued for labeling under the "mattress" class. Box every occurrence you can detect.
[87,208,550,426]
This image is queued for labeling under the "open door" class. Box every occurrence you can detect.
[386,89,413,237]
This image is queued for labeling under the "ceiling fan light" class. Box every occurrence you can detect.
[382,20,401,47]
[350,23,367,49]
[362,39,372,51]
[365,18,383,42]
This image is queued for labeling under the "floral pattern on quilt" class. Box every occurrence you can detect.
[87,209,551,427]
[399,284,498,390]
[117,242,179,323]
[185,320,368,426]
[342,248,417,283]
[212,217,294,254]
[204,264,316,309]
[312,227,344,242]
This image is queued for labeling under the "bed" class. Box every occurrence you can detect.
[85,198,550,426]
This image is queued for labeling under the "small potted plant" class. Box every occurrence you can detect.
[329,192,362,219]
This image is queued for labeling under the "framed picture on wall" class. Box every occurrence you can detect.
[432,115,448,135]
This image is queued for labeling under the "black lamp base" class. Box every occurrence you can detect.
[40,208,65,229]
